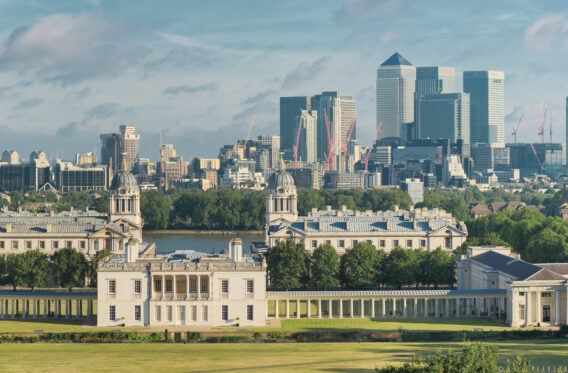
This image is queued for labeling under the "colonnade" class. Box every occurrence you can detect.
[267,291,507,320]
[0,294,96,319]
[152,274,210,300]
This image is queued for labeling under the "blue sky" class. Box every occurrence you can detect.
[0,0,567,160]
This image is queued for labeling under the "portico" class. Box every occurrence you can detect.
[0,291,97,319]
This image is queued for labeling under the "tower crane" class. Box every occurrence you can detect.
[340,118,357,172]
[529,143,545,173]
[323,109,337,171]
[241,112,256,159]
[538,103,547,144]
[511,113,523,144]
[292,115,303,168]
[361,122,382,173]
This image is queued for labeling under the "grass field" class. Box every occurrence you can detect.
[0,341,566,372]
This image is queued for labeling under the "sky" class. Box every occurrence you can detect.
[0,0,567,161]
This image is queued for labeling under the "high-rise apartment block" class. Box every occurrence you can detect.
[463,71,504,146]
[417,93,470,157]
[100,125,140,171]
[376,53,416,141]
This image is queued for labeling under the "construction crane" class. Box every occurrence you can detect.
[322,108,336,171]
[538,103,547,144]
[241,112,257,159]
[529,143,545,173]
[160,129,168,191]
[549,113,553,144]
[292,115,303,168]
[511,113,523,144]
[361,122,382,173]
[340,118,357,172]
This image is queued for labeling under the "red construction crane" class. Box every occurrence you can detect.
[361,121,382,173]
[292,115,303,168]
[323,108,337,171]
[549,114,553,144]
[511,113,523,144]
[340,118,357,172]
[529,143,545,173]
[538,103,547,144]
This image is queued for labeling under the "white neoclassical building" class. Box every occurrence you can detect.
[97,238,267,327]
[457,246,568,327]
[264,165,467,254]
[0,160,151,258]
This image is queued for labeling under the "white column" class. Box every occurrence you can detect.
[435,299,439,318]
[197,275,201,299]
[296,300,300,319]
[173,275,177,300]
[392,299,397,318]
[285,300,289,319]
[466,298,471,317]
[317,299,322,319]
[274,300,279,318]
[55,300,59,318]
[525,292,530,326]
[339,300,344,318]
[445,298,449,317]
[66,300,71,319]
[11,299,15,319]
[413,298,418,318]
[371,299,375,318]
[329,300,333,318]
[381,299,385,317]
[476,298,481,317]
[349,299,354,318]
[186,275,189,300]
[535,291,541,325]
[360,300,365,318]
[423,298,428,317]
[555,290,560,325]
[33,299,37,319]
[161,275,165,300]
[402,298,407,318]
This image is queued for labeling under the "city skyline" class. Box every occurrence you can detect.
[0,0,567,160]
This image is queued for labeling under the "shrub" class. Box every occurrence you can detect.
[174,332,182,343]
[253,332,262,342]
[186,331,202,342]
[207,335,249,343]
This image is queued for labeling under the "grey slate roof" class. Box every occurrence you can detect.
[471,250,542,281]
[0,210,123,234]
[381,52,413,67]
[267,289,506,297]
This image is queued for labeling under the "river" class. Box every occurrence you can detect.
[143,232,264,255]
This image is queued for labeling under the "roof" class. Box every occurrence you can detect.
[380,52,413,67]
[471,250,542,281]
[267,289,506,297]
[537,263,568,276]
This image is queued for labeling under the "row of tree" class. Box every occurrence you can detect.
[457,209,568,263]
[266,240,455,290]
[0,248,110,290]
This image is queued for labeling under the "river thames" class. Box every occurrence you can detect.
[144,232,263,255]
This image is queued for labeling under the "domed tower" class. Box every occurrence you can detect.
[265,160,297,224]
[108,156,142,241]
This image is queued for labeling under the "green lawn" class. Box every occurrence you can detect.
[0,341,566,372]
[0,320,142,334]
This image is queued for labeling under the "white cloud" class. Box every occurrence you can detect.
[524,15,568,51]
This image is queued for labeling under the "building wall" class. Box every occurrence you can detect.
[377,65,416,140]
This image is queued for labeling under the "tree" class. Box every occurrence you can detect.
[89,249,111,288]
[3,251,48,290]
[266,240,309,290]
[526,228,568,263]
[50,248,89,291]
[141,190,171,229]
[340,242,380,289]
[422,247,455,288]
[310,243,340,289]
[382,247,419,289]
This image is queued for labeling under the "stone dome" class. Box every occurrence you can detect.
[268,169,295,190]
[110,170,138,190]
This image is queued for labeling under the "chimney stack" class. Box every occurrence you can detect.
[229,238,243,263]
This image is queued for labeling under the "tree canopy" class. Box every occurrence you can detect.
[266,240,309,290]
[309,243,340,289]
[50,248,89,290]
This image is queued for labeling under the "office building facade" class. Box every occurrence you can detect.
[296,110,318,163]
[100,125,140,172]
[376,53,416,141]
[280,97,311,152]
[463,71,504,146]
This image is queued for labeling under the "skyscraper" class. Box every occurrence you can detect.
[279,97,311,153]
[311,91,357,170]
[415,66,456,138]
[463,71,505,146]
[376,53,416,141]
[417,93,470,157]
[100,125,140,172]
[296,110,317,163]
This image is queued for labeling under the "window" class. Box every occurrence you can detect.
[519,292,525,296]
[80,241,86,249]
[519,304,525,320]
[178,306,186,322]
[325,240,331,245]
[420,240,426,248]
[12,241,18,249]
[221,280,229,293]
[393,240,399,247]
[379,240,385,248]
[353,240,358,246]
[109,305,116,321]
[165,279,173,292]
[134,305,141,321]
[445,237,451,249]
[311,240,317,248]
[109,280,116,294]
[191,305,197,321]
[190,278,197,292]
[26,241,32,249]
[221,305,228,321]
[246,280,254,293]
[134,280,141,294]
[154,306,161,321]
[247,305,253,321]
[406,240,412,248]
[202,305,208,321]
[66,241,72,248]
[541,292,552,298]
[53,241,59,249]
[339,240,345,248]
[166,306,172,322]
[39,241,45,249]
[154,279,162,292]
[543,305,551,322]
[0,241,4,249]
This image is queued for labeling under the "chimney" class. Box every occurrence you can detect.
[5,223,11,233]
[45,223,51,233]
[229,238,242,263]
[125,237,139,263]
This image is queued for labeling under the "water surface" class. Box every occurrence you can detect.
[144,232,263,255]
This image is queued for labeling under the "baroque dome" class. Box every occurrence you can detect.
[110,158,138,190]
[268,169,295,190]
